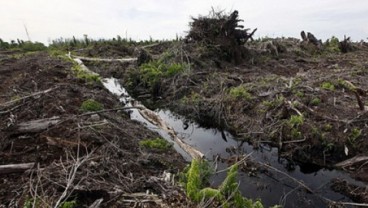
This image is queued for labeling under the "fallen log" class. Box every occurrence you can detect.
[136,105,204,159]
[71,55,137,63]
[0,162,35,175]
[14,116,61,133]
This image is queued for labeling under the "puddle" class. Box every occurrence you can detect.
[102,77,362,207]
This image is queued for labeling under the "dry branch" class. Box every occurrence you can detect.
[335,156,368,168]
[0,87,58,108]
[0,162,35,175]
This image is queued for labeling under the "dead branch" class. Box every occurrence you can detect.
[258,161,313,193]
[88,198,103,208]
[0,162,35,175]
[0,87,58,108]
[335,156,368,168]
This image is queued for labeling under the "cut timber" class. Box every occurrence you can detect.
[15,116,60,133]
[136,105,204,159]
[335,156,368,168]
[71,55,137,63]
[0,162,35,175]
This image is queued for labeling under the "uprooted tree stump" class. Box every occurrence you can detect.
[186,10,257,64]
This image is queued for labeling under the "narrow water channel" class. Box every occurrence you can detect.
[102,77,362,207]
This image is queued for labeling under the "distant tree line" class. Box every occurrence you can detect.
[0,38,47,52]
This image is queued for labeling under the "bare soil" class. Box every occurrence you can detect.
[0,52,190,207]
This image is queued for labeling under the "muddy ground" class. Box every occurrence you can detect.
[77,38,368,204]
[1,36,368,207]
[0,51,190,207]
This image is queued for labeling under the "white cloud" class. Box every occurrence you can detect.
[0,0,367,43]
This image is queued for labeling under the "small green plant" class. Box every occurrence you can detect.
[291,128,302,139]
[321,82,335,91]
[323,123,333,132]
[60,200,77,208]
[181,159,265,208]
[80,99,103,112]
[294,90,304,98]
[139,137,172,151]
[139,60,186,89]
[288,115,304,128]
[348,128,361,144]
[229,85,253,100]
[310,97,321,106]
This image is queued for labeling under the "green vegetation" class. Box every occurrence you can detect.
[229,85,253,100]
[181,159,265,208]
[262,95,285,109]
[139,60,187,89]
[60,201,77,208]
[323,123,333,132]
[321,82,335,91]
[288,115,304,128]
[324,36,340,53]
[23,198,39,208]
[80,99,103,112]
[348,128,362,144]
[72,64,101,83]
[0,39,46,52]
[310,97,321,106]
[181,91,202,105]
[139,137,173,151]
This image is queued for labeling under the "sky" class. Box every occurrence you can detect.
[1,0,368,44]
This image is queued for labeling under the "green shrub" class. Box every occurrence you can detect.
[139,137,172,151]
[229,85,252,100]
[80,99,103,112]
[324,36,340,53]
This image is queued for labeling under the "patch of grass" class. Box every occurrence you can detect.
[181,159,266,207]
[229,85,253,100]
[80,99,103,112]
[288,115,304,128]
[310,97,321,106]
[139,60,187,89]
[139,137,173,151]
[72,64,101,83]
[321,82,335,91]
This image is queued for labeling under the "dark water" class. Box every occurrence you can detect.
[102,77,362,207]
